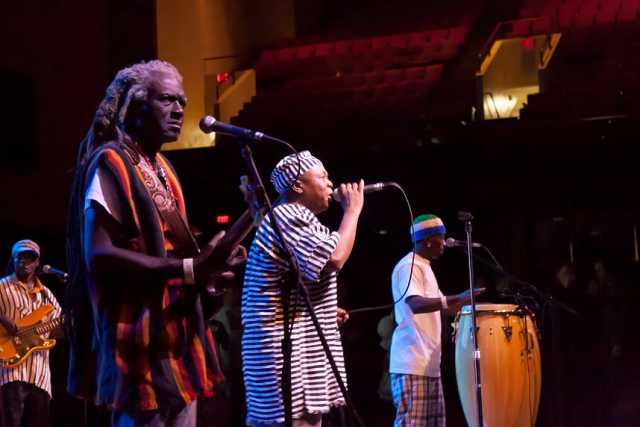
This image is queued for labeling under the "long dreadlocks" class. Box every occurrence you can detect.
[64,60,182,380]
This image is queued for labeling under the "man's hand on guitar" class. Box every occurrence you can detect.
[193,175,253,287]
[208,245,248,293]
[0,315,17,336]
[194,231,227,283]
[226,245,247,268]
[194,231,248,285]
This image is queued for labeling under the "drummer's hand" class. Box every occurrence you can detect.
[609,344,622,361]
[456,287,486,306]
[337,307,350,328]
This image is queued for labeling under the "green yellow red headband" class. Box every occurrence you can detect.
[410,214,446,241]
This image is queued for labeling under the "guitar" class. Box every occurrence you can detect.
[0,304,63,368]
[203,175,265,295]
[219,175,265,250]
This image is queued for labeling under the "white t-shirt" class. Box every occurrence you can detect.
[84,167,122,222]
[389,252,443,377]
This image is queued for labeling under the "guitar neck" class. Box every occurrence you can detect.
[33,316,64,336]
[219,209,256,252]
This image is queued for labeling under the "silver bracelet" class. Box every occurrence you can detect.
[183,258,195,285]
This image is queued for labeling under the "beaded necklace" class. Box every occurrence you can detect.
[138,148,177,203]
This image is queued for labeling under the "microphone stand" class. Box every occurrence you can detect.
[236,140,293,425]
[465,249,579,319]
[235,137,363,427]
[459,211,484,427]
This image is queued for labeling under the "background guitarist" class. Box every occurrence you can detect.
[0,239,62,427]
[65,60,246,427]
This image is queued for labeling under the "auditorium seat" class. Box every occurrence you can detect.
[449,26,468,45]
[371,36,391,51]
[511,20,533,37]
[573,4,597,28]
[595,2,619,25]
[406,66,427,81]
[409,31,430,48]
[390,34,409,50]
[334,40,352,56]
[315,42,333,57]
[557,3,578,28]
[383,69,404,85]
[532,16,552,34]
[352,39,371,56]
[618,0,640,22]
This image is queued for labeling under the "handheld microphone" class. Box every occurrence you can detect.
[41,265,69,281]
[331,182,393,202]
[199,116,274,142]
[445,237,482,248]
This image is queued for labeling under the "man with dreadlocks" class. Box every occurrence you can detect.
[65,60,245,427]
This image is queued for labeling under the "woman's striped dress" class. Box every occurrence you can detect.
[241,203,347,425]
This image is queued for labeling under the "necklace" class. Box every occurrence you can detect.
[138,149,177,203]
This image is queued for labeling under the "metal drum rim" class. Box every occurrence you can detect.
[459,303,529,316]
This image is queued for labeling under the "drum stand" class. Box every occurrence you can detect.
[459,211,485,427]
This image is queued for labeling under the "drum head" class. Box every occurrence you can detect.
[460,303,519,315]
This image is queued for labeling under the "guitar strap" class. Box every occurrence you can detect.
[125,147,200,259]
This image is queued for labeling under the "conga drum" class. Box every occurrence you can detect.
[454,304,541,427]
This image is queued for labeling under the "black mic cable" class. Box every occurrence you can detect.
[348,182,417,315]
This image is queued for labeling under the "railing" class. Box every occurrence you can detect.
[203,54,243,100]
[477,17,550,67]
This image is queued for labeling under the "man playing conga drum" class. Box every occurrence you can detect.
[389,214,483,427]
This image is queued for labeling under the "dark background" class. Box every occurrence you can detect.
[2,0,640,426]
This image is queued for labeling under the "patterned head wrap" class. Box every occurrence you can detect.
[270,150,324,194]
[11,239,41,258]
[410,214,446,242]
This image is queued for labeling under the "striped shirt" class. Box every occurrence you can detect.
[0,274,62,397]
[241,203,346,425]
[75,146,223,411]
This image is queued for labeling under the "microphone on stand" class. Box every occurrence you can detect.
[41,265,69,282]
[199,115,279,143]
[331,182,395,202]
[447,239,505,271]
[445,237,482,248]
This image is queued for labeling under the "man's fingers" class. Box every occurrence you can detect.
[227,245,247,266]
[337,307,349,318]
[218,271,235,280]
[207,230,226,249]
[336,307,350,327]
[234,245,247,259]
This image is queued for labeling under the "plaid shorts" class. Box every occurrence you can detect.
[391,373,445,427]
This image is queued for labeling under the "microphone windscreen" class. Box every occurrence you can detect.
[199,116,216,133]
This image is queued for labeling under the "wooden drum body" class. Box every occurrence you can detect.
[454,304,541,427]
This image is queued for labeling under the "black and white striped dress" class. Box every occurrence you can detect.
[241,203,347,425]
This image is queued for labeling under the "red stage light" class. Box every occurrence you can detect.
[521,37,535,51]
[216,214,230,224]
[216,72,231,84]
